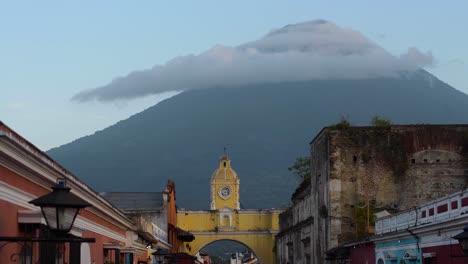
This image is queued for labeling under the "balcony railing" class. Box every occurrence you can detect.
[152,223,168,242]
[375,189,468,235]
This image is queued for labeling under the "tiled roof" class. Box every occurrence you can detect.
[100,192,164,212]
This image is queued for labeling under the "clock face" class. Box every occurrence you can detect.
[219,186,231,199]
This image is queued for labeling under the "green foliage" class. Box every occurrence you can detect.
[328,117,351,130]
[371,116,392,128]
[288,156,311,182]
[334,116,407,176]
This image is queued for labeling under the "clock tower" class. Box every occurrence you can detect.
[210,155,240,210]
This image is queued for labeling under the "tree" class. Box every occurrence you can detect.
[329,117,351,130]
[288,156,311,182]
[371,116,392,128]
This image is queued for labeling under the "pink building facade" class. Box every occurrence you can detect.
[0,121,160,263]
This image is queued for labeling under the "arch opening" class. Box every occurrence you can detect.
[196,239,261,264]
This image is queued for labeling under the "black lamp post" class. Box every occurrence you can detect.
[0,179,95,263]
[453,226,468,255]
[29,179,90,234]
[152,248,167,264]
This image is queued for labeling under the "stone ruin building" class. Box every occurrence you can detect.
[276,124,468,264]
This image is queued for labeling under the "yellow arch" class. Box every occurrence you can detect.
[187,232,276,263]
[178,209,281,264]
[178,156,282,263]
[196,238,260,262]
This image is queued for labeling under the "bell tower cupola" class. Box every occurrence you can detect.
[210,155,240,210]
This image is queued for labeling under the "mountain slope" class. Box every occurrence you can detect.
[48,71,468,209]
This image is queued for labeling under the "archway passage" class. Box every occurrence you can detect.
[197,239,260,264]
[182,231,275,264]
[177,156,281,263]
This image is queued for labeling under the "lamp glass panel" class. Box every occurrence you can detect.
[57,207,79,231]
[42,207,58,230]
[460,239,468,252]
[155,254,164,261]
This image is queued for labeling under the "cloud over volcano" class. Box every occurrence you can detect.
[73,20,433,102]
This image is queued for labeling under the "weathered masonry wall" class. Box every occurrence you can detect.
[310,125,468,263]
[276,182,313,264]
[309,130,331,264]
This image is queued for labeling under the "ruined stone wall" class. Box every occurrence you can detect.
[327,125,468,249]
[307,125,468,263]
[309,130,330,264]
[396,126,468,208]
[276,181,313,264]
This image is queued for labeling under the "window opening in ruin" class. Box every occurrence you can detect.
[411,159,415,164]
[287,243,294,264]
[296,240,302,260]
[424,159,428,163]
[223,162,226,167]
[302,238,311,264]
[436,159,440,163]
[353,155,357,164]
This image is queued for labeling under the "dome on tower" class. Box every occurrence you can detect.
[211,155,239,181]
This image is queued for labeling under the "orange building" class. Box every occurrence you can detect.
[164,180,197,263]
[0,121,166,263]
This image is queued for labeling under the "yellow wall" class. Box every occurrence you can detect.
[177,210,281,263]
[178,156,282,263]
[211,156,240,210]
[178,211,280,232]
[211,178,240,209]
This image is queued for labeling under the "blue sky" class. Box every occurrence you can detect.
[1,1,467,150]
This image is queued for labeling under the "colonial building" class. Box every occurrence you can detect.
[99,192,173,250]
[276,181,313,264]
[326,186,468,264]
[101,181,196,263]
[276,124,468,264]
[372,188,468,264]
[0,121,166,263]
[312,124,468,263]
[165,180,196,256]
[177,155,282,264]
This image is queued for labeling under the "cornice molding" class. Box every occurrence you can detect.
[0,137,134,229]
[0,180,127,242]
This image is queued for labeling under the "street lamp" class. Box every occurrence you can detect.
[453,226,468,255]
[152,248,167,264]
[0,179,94,262]
[29,179,90,234]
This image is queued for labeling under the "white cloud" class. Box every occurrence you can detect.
[72,20,434,102]
[400,47,434,67]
